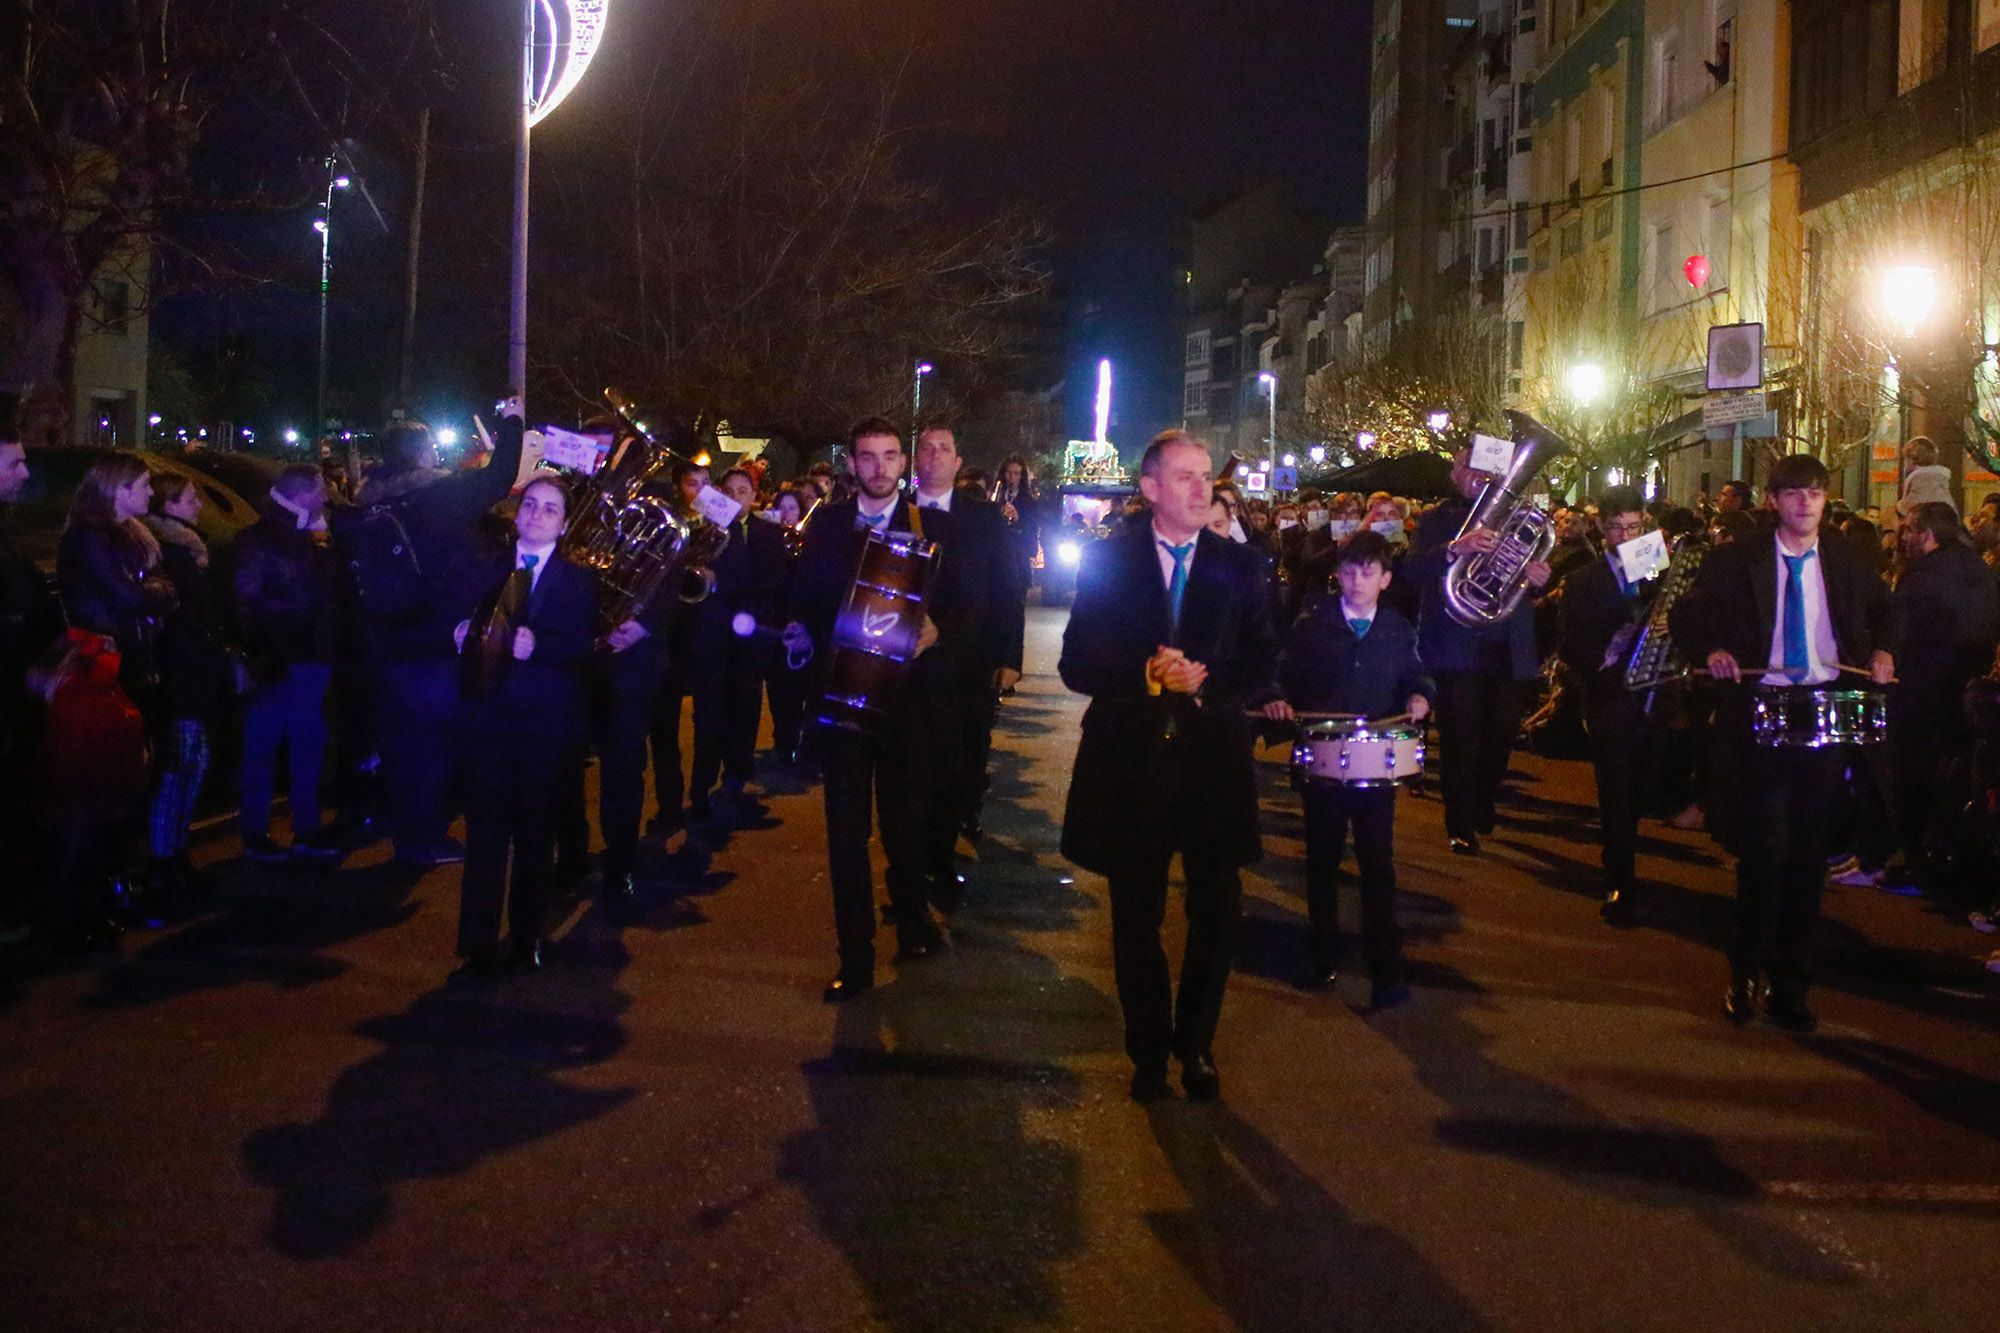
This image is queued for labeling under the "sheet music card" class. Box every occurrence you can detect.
[695,485,744,528]
[1615,529,1670,586]
[1469,434,1515,476]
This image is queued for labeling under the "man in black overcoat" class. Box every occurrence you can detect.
[1059,429,1279,1103]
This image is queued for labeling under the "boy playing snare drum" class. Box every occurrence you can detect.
[1262,530,1435,1009]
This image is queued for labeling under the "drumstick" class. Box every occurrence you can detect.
[1370,711,1414,728]
[1242,709,1361,722]
[1692,662,1898,685]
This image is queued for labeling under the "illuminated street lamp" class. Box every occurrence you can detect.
[511,0,614,409]
[436,426,460,447]
[1309,444,1326,465]
[912,360,934,437]
[1258,371,1277,453]
[1880,263,1939,334]
[1355,430,1377,450]
[1567,361,1608,403]
[283,429,301,445]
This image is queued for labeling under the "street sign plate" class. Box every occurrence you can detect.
[1702,392,1767,427]
[1272,465,1298,491]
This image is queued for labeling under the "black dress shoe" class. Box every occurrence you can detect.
[447,956,501,988]
[1130,1066,1172,1103]
[822,970,874,1003]
[1600,887,1635,925]
[1475,814,1498,836]
[1180,1052,1221,1102]
[1724,975,1761,1025]
[1766,993,1818,1033]
[504,939,543,974]
[1448,835,1479,856]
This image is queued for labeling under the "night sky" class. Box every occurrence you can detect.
[160,0,1372,450]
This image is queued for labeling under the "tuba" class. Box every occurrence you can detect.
[1442,409,1573,628]
[562,390,730,640]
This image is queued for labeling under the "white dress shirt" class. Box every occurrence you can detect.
[915,486,954,512]
[1762,535,1840,686]
[856,493,898,528]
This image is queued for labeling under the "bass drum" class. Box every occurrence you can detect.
[814,529,939,735]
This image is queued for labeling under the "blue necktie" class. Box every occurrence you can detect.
[860,510,889,530]
[1163,540,1193,633]
[1349,617,1372,639]
[519,552,539,575]
[1780,549,1814,681]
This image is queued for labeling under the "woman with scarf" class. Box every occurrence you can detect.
[228,465,341,863]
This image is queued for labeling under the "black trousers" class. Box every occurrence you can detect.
[1586,681,1663,888]
[766,655,810,757]
[1302,783,1401,981]
[948,683,998,834]
[1107,840,1243,1073]
[381,657,463,857]
[717,635,766,787]
[1434,668,1523,839]
[1733,741,1843,999]
[458,730,579,960]
[593,636,671,879]
[650,648,727,813]
[817,708,949,972]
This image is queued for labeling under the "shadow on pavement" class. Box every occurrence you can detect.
[242,898,642,1259]
[1143,1102,1490,1332]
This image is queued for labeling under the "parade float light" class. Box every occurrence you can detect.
[1094,359,1114,445]
[436,427,460,447]
[1056,540,1082,567]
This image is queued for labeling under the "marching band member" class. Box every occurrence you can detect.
[449,475,599,984]
[1555,486,1663,922]
[1059,429,1279,1103]
[1669,454,1893,1031]
[711,466,789,804]
[784,418,1011,1001]
[650,459,729,826]
[1403,446,1551,856]
[1263,529,1433,1007]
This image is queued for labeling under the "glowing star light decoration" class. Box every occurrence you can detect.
[528,0,611,128]
[1093,358,1113,445]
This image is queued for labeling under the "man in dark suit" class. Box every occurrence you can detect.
[1059,429,1280,1104]
[785,417,1014,1001]
[1555,486,1663,922]
[1402,445,1551,855]
[449,475,600,984]
[1669,453,1893,1032]
[909,426,1026,861]
[0,437,65,935]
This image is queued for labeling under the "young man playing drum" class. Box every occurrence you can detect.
[1669,454,1893,1032]
[1263,530,1434,1010]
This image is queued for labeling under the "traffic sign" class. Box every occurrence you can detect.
[1272,465,1298,491]
[1702,392,1767,427]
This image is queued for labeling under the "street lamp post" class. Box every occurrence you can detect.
[511,0,613,413]
[1258,371,1277,458]
[1879,262,1941,499]
[912,361,933,437]
[314,158,351,441]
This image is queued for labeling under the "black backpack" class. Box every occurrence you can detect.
[335,501,427,623]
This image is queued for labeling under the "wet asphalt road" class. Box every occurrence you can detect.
[4,605,2000,1331]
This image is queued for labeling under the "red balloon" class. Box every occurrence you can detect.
[1684,254,1711,288]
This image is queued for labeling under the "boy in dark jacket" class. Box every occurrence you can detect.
[1265,531,1435,1008]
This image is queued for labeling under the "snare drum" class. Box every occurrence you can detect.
[1291,718,1425,787]
[1749,685,1888,749]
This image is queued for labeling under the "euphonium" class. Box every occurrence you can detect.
[562,390,729,639]
[1442,409,1573,628]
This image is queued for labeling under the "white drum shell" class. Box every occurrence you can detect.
[1292,721,1425,787]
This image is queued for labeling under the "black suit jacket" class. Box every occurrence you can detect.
[1058,523,1279,875]
[459,550,599,741]
[1555,556,1657,703]
[1668,528,1890,696]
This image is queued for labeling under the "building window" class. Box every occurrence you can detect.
[1561,220,1583,256]
[1707,196,1731,286]
[1534,239,1551,272]
[1183,370,1211,418]
[1594,202,1614,239]
[89,279,131,335]
[1652,32,1680,130]
[1707,15,1733,85]
[1509,320,1525,371]
[1517,81,1535,134]
[1185,329,1211,369]
[1982,0,2000,52]
[1514,203,1530,249]
[1790,0,1898,148]
[1899,0,1949,92]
